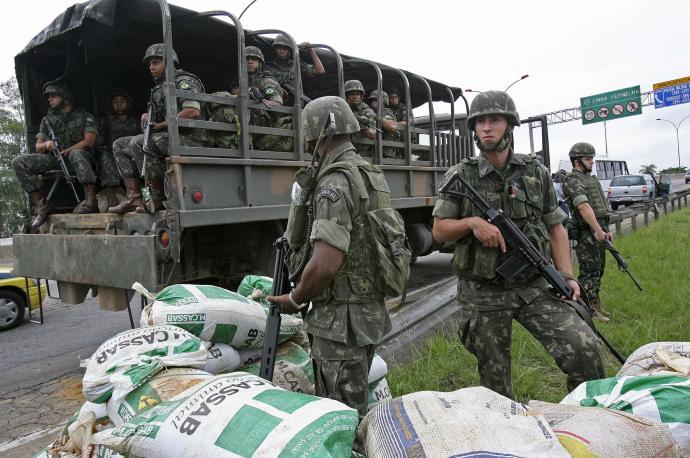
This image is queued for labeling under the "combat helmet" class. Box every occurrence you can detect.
[245,46,265,64]
[272,34,292,49]
[142,43,179,65]
[302,96,360,142]
[344,80,365,94]
[109,88,132,103]
[569,142,596,158]
[367,90,389,106]
[43,84,75,103]
[467,90,520,130]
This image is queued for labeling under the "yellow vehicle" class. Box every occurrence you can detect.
[0,265,47,331]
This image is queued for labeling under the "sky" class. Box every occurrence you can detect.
[1,0,689,173]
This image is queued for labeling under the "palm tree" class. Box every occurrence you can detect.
[639,164,657,175]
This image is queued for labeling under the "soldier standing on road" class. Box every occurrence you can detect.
[265,34,325,105]
[268,96,393,428]
[12,84,100,228]
[432,91,605,399]
[109,44,206,213]
[367,90,401,159]
[345,80,376,158]
[563,142,612,322]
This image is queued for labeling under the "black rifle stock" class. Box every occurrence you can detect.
[603,239,643,291]
[140,89,156,214]
[259,236,290,381]
[440,171,626,364]
[42,117,80,203]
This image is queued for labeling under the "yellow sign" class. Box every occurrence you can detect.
[653,76,690,90]
[137,395,159,410]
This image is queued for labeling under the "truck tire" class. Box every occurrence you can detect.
[0,290,26,331]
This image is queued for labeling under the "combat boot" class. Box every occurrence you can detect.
[136,178,165,213]
[29,191,53,230]
[108,178,142,213]
[73,184,99,214]
[589,297,610,323]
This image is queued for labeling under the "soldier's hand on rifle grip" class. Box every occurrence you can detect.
[593,227,607,242]
[267,294,297,314]
[553,279,581,302]
[470,217,507,253]
[45,141,55,152]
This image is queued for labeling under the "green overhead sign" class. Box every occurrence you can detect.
[580,85,642,125]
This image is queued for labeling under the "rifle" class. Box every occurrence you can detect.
[603,239,643,291]
[259,236,290,381]
[42,117,80,203]
[356,114,384,134]
[280,81,312,105]
[140,89,156,214]
[440,171,626,364]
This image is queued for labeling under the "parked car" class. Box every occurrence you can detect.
[685,170,690,184]
[0,266,47,331]
[607,174,656,210]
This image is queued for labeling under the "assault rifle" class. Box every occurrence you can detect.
[603,239,643,291]
[281,81,312,105]
[356,114,384,134]
[41,117,80,203]
[259,236,290,381]
[140,89,156,214]
[440,171,626,364]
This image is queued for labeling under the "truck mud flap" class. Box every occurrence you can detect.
[12,234,157,290]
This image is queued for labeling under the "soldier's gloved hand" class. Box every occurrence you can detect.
[249,87,264,102]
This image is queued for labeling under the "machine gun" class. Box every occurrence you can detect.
[41,117,80,203]
[440,171,626,364]
[140,89,156,214]
[603,239,643,291]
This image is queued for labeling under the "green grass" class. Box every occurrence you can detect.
[388,206,690,403]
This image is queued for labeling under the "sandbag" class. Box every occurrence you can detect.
[529,400,681,457]
[92,372,359,457]
[241,342,315,394]
[618,342,690,377]
[562,375,690,455]
[140,284,300,349]
[368,354,388,383]
[204,342,243,375]
[82,325,207,403]
[359,386,569,457]
[237,275,273,304]
[367,377,392,410]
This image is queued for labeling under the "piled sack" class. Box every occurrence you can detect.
[367,354,392,410]
[359,386,570,457]
[529,400,681,457]
[92,372,359,457]
[618,341,690,377]
[241,341,315,394]
[562,375,690,455]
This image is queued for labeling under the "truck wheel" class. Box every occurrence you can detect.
[0,290,26,331]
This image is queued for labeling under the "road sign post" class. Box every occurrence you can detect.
[580,86,642,125]
[653,76,690,109]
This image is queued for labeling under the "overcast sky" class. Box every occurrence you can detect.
[2,0,689,172]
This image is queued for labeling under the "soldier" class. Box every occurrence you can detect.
[12,84,100,228]
[98,89,140,208]
[345,80,376,157]
[388,87,414,132]
[265,34,325,105]
[563,142,612,321]
[109,43,206,213]
[367,89,401,159]
[267,96,393,432]
[432,91,605,399]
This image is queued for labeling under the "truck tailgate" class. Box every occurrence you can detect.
[12,234,157,290]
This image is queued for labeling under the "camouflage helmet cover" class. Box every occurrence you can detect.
[109,88,132,103]
[388,87,401,97]
[245,46,265,64]
[272,34,292,48]
[143,43,179,65]
[367,90,389,106]
[344,80,365,94]
[302,96,360,142]
[467,90,520,130]
[43,84,75,102]
[569,142,596,158]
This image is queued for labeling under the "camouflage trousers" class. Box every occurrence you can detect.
[98,148,121,187]
[11,150,97,193]
[457,291,606,399]
[311,336,375,420]
[574,235,606,302]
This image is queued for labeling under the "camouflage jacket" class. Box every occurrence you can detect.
[293,142,391,345]
[433,152,566,310]
[248,71,283,105]
[563,169,610,224]
[98,113,140,150]
[381,107,400,142]
[391,103,413,125]
[265,58,316,88]
[37,107,99,149]
[151,69,206,141]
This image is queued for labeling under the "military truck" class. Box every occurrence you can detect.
[12,0,472,311]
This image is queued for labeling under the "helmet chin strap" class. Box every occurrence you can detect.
[474,126,513,153]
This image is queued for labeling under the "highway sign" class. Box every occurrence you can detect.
[653,76,690,108]
[580,86,642,125]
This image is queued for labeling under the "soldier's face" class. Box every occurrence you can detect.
[111,96,128,114]
[246,57,260,74]
[369,99,378,110]
[274,46,290,60]
[474,115,508,151]
[580,157,594,172]
[346,91,362,106]
[47,94,63,109]
[389,94,400,108]
[148,58,165,79]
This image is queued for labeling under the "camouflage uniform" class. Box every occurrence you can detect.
[563,168,610,305]
[98,112,139,186]
[12,107,99,193]
[433,152,605,398]
[349,101,377,158]
[265,58,316,90]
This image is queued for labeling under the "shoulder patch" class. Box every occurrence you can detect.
[317,185,341,202]
[179,80,192,90]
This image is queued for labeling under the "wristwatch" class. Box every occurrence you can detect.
[288,291,307,310]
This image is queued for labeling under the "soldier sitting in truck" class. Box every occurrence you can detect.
[367,90,401,159]
[265,34,325,106]
[12,84,100,228]
[109,43,207,213]
[345,80,376,158]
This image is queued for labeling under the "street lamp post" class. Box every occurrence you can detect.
[656,115,690,168]
[465,75,530,94]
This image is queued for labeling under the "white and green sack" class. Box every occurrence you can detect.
[241,342,315,394]
[82,325,207,403]
[367,377,392,410]
[237,275,273,304]
[92,372,359,457]
[561,375,690,454]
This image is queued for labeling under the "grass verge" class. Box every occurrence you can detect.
[388,206,690,403]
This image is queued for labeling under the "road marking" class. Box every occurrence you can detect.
[0,426,61,453]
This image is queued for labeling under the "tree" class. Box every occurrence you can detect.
[0,77,28,237]
[638,164,657,175]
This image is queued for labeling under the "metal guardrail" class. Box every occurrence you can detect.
[609,188,690,235]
